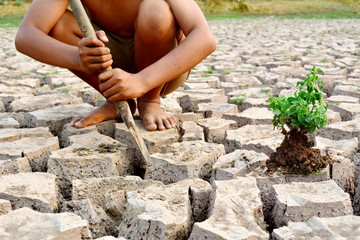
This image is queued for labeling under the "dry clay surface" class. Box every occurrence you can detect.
[0,18,360,240]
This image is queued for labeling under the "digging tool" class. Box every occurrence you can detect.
[68,0,150,167]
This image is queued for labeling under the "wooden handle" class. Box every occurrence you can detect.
[68,0,150,166]
[68,0,96,38]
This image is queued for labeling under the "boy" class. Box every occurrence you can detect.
[15,0,216,131]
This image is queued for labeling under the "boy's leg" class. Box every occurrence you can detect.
[49,10,100,91]
[49,10,133,128]
[134,0,182,131]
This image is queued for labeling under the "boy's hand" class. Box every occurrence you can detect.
[77,30,113,74]
[98,68,147,102]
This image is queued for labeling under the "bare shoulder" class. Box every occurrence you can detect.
[20,0,69,32]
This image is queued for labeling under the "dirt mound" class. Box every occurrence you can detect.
[267,128,330,175]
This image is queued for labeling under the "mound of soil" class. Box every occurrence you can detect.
[267,128,330,175]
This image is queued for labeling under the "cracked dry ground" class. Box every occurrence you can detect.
[0,18,360,240]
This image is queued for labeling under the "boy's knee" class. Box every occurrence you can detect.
[136,0,176,41]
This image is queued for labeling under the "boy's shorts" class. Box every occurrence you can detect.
[93,22,190,97]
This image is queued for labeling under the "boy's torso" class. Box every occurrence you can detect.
[82,0,142,37]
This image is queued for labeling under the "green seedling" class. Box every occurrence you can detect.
[201,74,211,78]
[19,72,30,75]
[268,66,328,133]
[221,71,231,75]
[55,86,72,92]
[320,58,328,63]
[39,71,59,76]
[260,88,271,94]
[229,96,246,105]
[202,68,215,74]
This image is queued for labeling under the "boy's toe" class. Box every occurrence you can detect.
[74,118,86,128]
[146,122,158,131]
[156,120,166,131]
[143,117,157,131]
[163,119,172,129]
[71,116,82,127]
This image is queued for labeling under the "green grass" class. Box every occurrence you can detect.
[220,71,231,75]
[320,58,329,63]
[39,71,59,76]
[276,12,360,19]
[206,12,360,21]
[229,96,246,105]
[54,86,71,92]
[0,17,22,27]
[206,13,261,20]
[0,0,359,28]
[202,68,215,74]
[260,88,271,94]
[202,0,360,18]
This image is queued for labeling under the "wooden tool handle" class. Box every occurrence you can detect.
[68,0,150,166]
[68,0,96,38]
[68,0,131,121]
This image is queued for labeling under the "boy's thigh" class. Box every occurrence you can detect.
[160,70,190,97]
[92,23,135,73]
[49,9,82,46]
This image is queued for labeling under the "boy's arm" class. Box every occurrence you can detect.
[99,0,216,101]
[15,0,96,72]
[15,0,79,70]
[138,0,216,91]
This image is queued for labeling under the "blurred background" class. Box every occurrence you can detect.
[0,0,359,27]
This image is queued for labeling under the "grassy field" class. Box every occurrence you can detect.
[0,0,359,27]
[0,1,29,27]
[203,0,359,20]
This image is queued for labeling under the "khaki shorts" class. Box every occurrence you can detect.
[93,22,190,97]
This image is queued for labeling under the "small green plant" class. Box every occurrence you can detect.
[268,66,328,133]
[229,96,246,105]
[55,86,71,92]
[202,67,215,74]
[39,71,59,76]
[19,72,30,75]
[221,71,231,75]
[304,50,313,55]
[320,58,328,63]
[260,88,271,94]
[201,74,211,78]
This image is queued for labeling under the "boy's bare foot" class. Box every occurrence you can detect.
[71,100,136,128]
[137,100,177,131]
